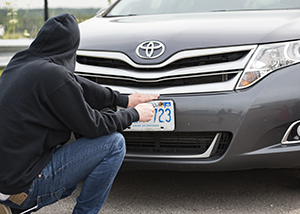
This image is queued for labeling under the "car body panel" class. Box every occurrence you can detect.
[124,64,300,171]
[79,10,300,64]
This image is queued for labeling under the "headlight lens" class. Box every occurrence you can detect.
[236,41,300,89]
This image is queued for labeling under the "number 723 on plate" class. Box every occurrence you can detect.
[119,100,175,132]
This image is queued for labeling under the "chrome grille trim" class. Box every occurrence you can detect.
[76,60,245,81]
[75,45,257,94]
[76,45,257,69]
[77,51,248,71]
[76,71,242,95]
[76,70,239,85]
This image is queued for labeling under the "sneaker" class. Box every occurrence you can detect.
[0,204,12,214]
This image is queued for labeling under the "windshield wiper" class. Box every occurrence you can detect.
[105,14,138,17]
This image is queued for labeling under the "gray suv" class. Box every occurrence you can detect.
[75,0,300,171]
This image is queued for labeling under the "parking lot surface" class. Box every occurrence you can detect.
[36,169,300,214]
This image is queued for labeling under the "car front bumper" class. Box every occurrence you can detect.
[122,63,300,171]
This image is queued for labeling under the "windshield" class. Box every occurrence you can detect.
[106,0,300,16]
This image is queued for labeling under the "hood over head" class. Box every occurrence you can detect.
[29,13,80,71]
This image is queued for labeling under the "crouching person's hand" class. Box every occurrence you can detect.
[128,93,159,108]
[134,103,155,122]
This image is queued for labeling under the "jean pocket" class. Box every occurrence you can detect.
[1,185,34,211]
[36,187,66,209]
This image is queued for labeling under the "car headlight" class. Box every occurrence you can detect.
[236,40,300,89]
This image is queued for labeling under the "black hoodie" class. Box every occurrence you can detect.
[0,13,139,194]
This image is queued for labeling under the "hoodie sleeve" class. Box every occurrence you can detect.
[43,78,139,138]
[74,75,128,110]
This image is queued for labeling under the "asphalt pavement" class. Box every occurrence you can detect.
[35,168,300,214]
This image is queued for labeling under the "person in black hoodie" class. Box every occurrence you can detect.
[0,13,158,214]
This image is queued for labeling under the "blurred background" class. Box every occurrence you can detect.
[0,0,118,71]
[0,0,115,39]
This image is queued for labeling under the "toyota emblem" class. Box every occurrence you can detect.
[136,41,165,59]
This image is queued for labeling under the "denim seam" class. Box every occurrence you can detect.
[36,187,66,209]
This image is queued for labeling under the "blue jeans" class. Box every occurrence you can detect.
[0,132,126,214]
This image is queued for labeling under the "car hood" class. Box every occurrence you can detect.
[78,10,300,64]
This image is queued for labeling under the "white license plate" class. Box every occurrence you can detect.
[118,100,175,131]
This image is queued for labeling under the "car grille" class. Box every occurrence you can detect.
[78,71,238,88]
[76,51,248,71]
[122,132,232,158]
[76,51,247,87]
[76,46,256,93]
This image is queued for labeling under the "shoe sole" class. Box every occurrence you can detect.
[0,204,12,214]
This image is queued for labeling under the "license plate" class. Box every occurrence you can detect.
[118,100,175,131]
